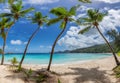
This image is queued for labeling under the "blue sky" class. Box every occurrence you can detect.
[0,0,120,53]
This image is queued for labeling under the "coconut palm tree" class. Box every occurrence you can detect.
[0,0,34,21]
[0,0,34,65]
[78,9,120,66]
[19,12,48,69]
[0,0,19,4]
[78,0,91,3]
[0,17,14,65]
[47,6,78,71]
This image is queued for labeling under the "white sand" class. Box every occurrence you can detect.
[0,56,120,83]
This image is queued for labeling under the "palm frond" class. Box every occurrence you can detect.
[0,0,5,3]
[2,18,11,23]
[5,21,14,28]
[50,7,67,16]
[20,7,34,16]
[78,0,91,3]
[0,13,13,17]
[78,26,91,34]
[68,5,78,16]
[107,30,118,39]
[47,17,62,26]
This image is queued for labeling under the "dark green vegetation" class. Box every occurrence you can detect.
[113,66,120,78]
[62,42,116,53]
[0,0,34,65]
[0,1,120,81]
[19,12,48,69]
[47,6,79,71]
[77,9,120,65]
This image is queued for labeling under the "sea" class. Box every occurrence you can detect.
[0,53,112,64]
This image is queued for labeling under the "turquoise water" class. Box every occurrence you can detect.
[0,53,112,64]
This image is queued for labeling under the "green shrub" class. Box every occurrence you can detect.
[36,73,49,83]
[113,66,120,78]
[58,78,61,83]
[23,68,33,78]
[9,57,18,66]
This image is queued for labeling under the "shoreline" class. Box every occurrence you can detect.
[2,54,112,66]
[22,56,113,67]
[0,56,120,83]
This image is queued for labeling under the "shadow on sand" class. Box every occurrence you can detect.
[61,67,112,83]
[4,67,60,83]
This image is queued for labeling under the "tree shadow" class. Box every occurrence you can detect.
[61,67,111,83]
[5,67,60,83]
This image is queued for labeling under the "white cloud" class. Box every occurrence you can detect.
[23,42,28,45]
[10,40,22,45]
[40,45,52,49]
[58,9,120,50]
[24,0,59,5]
[100,9,120,33]
[47,46,52,49]
[93,0,120,4]
[40,45,44,48]
[58,26,105,49]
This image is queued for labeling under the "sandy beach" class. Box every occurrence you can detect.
[0,56,120,83]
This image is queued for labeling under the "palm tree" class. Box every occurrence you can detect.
[0,0,19,4]
[107,30,120,53]
[0,0,34,21]
[78,9,120,66]
[78,0,91,3]
[47,6,78,71]
[0,0,34,65]
[19,12,48,69]
[0,17,13,65]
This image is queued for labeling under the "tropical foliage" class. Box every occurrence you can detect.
[0,0,119,79]
[9,57,18,66]
[107,30,120,56]
[47,5,78,71]
[0,0,34,65]
[0,17,13,65]
[113,66,120,78]
[19,12,48,69]
[77,9,120,66]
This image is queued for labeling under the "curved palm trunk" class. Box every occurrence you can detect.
[1,29,11,65]
[19,26,40,68]
[1,38,6,65]
[1,20,15,65]
[95,25,120,66]
[47,21,68,71]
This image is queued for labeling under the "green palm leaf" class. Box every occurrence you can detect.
[20,7,34,16]
[50,7,67,16]
[47,17,62,26]
[31,12,48,26]
[78,26,91,34]
[0,13,13,17]
[69,6,77,16]
[78,0,91,3]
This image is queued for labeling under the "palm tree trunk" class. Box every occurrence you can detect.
[1,38,6,65]
[47,21,68,71]
[95,25,120,66]
[19,26,40,68]
[1,29,10,65]
[1,19,16,65]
